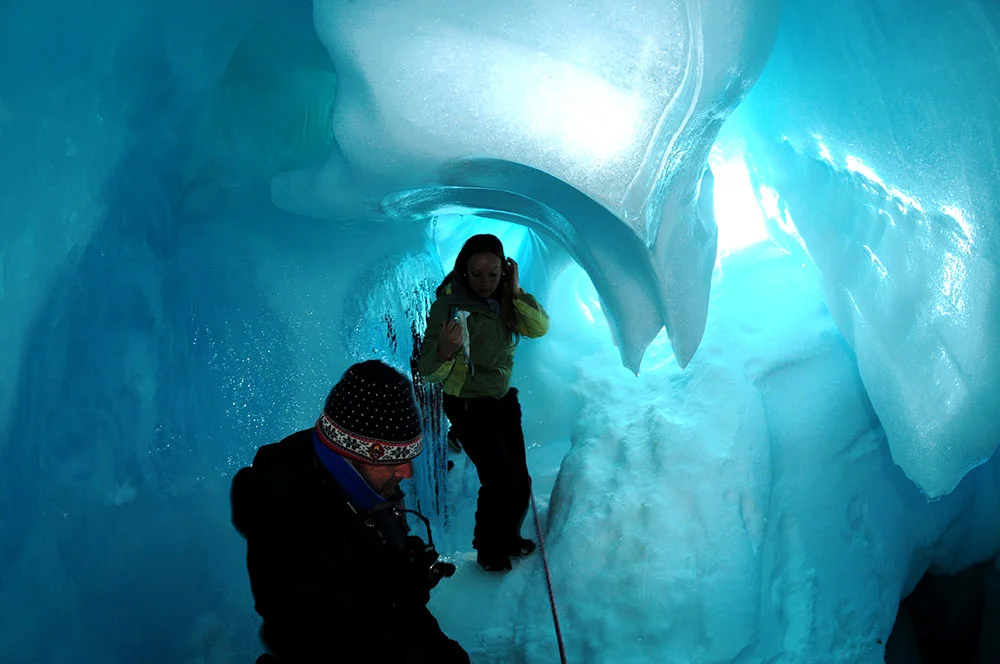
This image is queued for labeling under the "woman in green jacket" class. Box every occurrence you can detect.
[419,234,549,572]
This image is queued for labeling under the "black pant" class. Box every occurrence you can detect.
[444,389,531,554]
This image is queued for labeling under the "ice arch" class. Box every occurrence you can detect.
[272,0,999,498]
[0,0,998,662]
[272,0,783,371]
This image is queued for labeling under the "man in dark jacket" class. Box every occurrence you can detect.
[231,360,469,664]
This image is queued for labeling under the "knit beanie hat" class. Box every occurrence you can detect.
[315,360,423,465]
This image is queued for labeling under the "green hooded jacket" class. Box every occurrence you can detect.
[418,280,549,398]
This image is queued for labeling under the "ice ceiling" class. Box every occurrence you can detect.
[276,0,782,374]
[276,0,998,498]
[0,0,998,660]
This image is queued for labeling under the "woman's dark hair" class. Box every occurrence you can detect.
[436,234,519,338]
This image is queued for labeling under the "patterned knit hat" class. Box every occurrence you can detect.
[315,360,423,465]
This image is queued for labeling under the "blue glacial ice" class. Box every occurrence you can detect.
[731,0,1000,498]
[1,0,1000,662]
[274,0,783,370]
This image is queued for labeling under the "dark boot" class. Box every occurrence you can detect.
[477,550,512,572]
[505,537,536,557]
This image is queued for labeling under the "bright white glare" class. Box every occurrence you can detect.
[500,56,641,163]
[888,188,923,212]
[813,135,834,164]
[862,244,888,281]
[845,154,924,212]
[941,204,974,246]
[939,252,968,313]
[758,186,781,220]
[845,155,885,188]
[709,144,769,257]
[580,295,600,325]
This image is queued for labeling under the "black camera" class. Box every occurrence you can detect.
[428,558,456,585]
[398,509,457,590]
[406,535,455,589]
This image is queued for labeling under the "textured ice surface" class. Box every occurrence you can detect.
[429,243,1000,663]
[0,2,413,660]
[274,0,782,369]
[732,0,1000,497]
[4,0,1000,662]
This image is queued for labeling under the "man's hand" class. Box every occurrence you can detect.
[437,317,463,361]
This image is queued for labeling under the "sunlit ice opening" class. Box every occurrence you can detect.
[709,140,770,261]
[425,131,796,379]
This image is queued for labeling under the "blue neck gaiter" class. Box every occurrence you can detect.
[312,431,385,512]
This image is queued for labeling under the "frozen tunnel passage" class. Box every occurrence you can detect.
[0,0,999,662]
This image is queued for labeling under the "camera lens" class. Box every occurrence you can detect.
[429,562,456,581]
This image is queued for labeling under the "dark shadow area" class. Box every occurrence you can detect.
[886,561,1000,664]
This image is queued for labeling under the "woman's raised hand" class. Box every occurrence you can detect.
[506,258,522,295]
[438,317,464,360]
